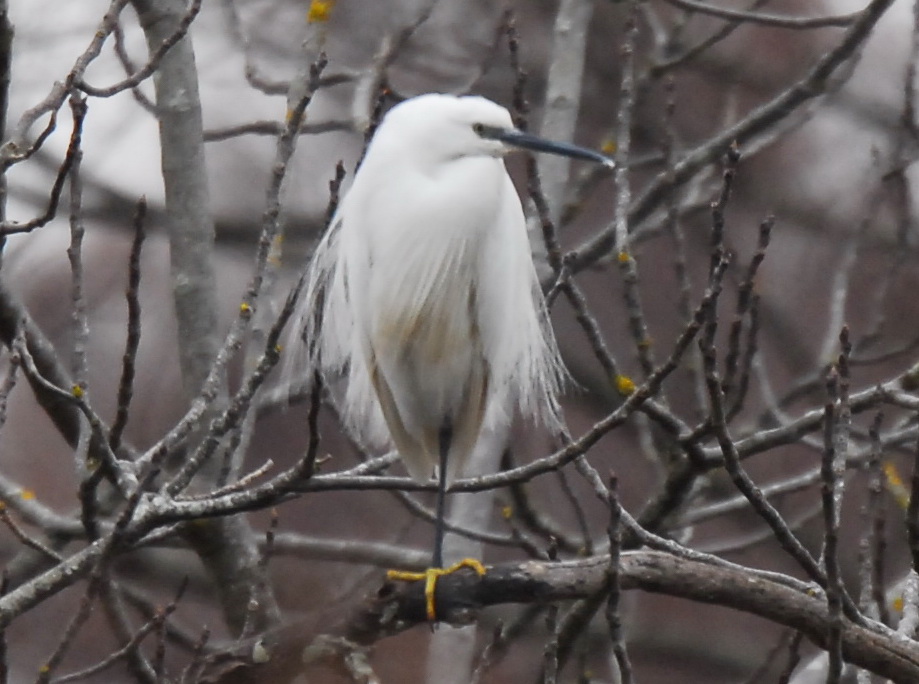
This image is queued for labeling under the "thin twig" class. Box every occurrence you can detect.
[0,96,88,236]
[821,367,844,684]
[571,0,897,273]
[76,0,202,98]
[605,474,633,684]
[661,0,859,29]
[109,198,147,452]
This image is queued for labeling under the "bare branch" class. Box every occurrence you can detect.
[661,0,861,29]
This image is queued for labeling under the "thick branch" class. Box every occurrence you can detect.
[131,0,279,638]
[198,551,919,684]
[132,0,219,400]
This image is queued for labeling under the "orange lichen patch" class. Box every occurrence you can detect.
[615,374,636,396]
[882,461,910,510]
[307,0,335,23]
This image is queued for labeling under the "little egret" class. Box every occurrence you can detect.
[296,93,613,619]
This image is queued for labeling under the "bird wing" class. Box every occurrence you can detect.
[477,174,565,430]
[367,349,431,481]
[292,209,392,453]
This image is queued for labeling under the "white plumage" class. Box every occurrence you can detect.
[296,94,610,487]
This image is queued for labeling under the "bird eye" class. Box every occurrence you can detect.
[472,123,485,135]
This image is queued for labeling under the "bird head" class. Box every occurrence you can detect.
[369,94,615,170]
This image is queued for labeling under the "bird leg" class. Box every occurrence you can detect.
[385,418,485,621]
[432,419,452,569]
[387,560,486,622]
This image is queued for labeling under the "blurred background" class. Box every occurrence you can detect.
[2,0,919,682]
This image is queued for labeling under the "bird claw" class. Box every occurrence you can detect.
[387,558,487,621]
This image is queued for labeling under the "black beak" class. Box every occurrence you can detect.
[482,125,615,168]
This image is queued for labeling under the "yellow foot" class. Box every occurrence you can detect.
[387,558,487,621]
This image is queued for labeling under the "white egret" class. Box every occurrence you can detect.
[296,93,613,620]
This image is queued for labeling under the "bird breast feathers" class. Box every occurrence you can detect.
[365,218,481,365]
[339,160,505,351]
